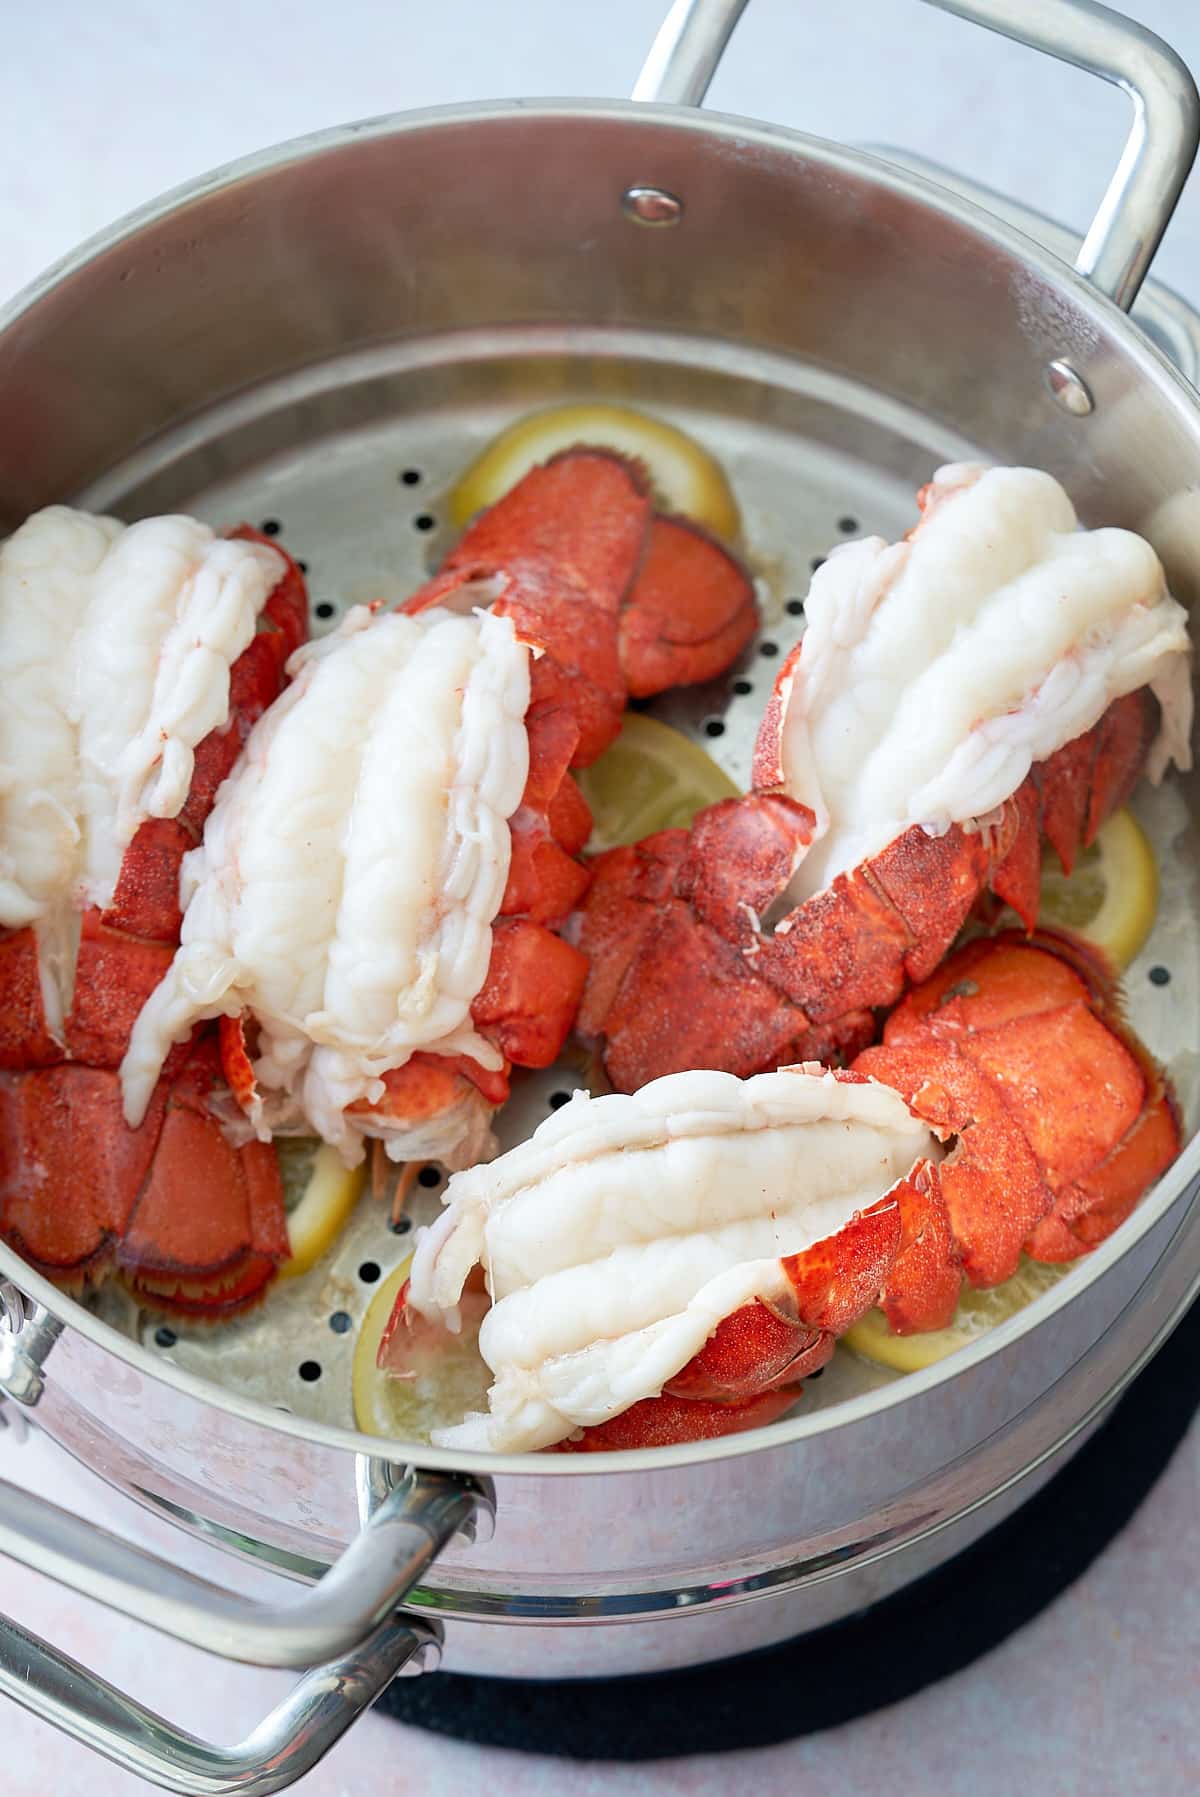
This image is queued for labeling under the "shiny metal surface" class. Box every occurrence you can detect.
[3,1153,1193,1665]
[118,1181,1200,1631]
[0,1608,439,1796]
[636,0,1199,311]
[0,2,1196,1785]
[930,0,1199,309]
[619,185,685,226]
[1046,356,1098,414]
[0,1299,61,1409]
[0,1469,479,1667]
[632,0,750,106]
[868,140,1200,388]
[0,1281,24,1337]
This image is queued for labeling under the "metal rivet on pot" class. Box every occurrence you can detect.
[1046,359,1095,417]
[621,186,683,227]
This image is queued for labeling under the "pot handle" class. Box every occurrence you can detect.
[633,0,1200,313]
[0,1465,482,1793]
[0,1605,436,1797]
[0,1463,481,1667]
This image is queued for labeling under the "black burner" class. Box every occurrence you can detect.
[378,1294,1200,1758]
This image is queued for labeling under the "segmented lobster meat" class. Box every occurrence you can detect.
[386,942,1178,1451]
[126,449,756,1171]
[406,449,755,972]
[854,932,1180,1331]
[400,1066,928,1452]
[123,604,533,1168]
[0,512,307,1308]
[580,464,1192,1092]
[103,525,310,945]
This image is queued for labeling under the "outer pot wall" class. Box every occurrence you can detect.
[11,1169,1197,1676]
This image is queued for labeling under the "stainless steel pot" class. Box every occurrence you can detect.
[1,0,1199,1790]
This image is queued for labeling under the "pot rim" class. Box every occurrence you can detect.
[3,95,1198,1478]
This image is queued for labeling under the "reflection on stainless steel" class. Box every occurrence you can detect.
[0,0,1197,1788]
[0,1607,439,1797]
[0,1298,61,1409]
[0,1470,478,1667]
[632,0,751,107]
[0,1282,24,1338]
[633,0,1199,311]
[620,185,685,226]
[1046,357,1097,414]
[927,0,1199,311]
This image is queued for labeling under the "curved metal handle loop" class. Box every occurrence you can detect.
[931,0,1199,311]
[0,1606,438,1796]
[631,0,750,106]
[0,1465,480,1791]
[0,1464,481,1668]
[633,0,1200,312]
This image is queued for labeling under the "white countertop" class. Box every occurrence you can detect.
[3,2,1200,1792]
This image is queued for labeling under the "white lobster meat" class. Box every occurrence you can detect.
[580,463,1196,1099]
[121,602,531,1166]
[407,1067,937,1452]
[0,506,284,1028]
[761,463,1194,904]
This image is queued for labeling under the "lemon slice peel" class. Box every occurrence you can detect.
[844,1258,1070,1372]
[578,713,738,852]
[1036,805,1158,971]
[449,402,741,542]
[353,1259,493,1442]
[275,1139,367,1281]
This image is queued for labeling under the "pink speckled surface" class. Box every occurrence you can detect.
[2,1416,1198,1795]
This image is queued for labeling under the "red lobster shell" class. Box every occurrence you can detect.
[0,529,307,1311]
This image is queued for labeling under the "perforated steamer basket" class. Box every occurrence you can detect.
[1,0,1200,1789]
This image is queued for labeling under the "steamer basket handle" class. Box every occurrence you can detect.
[0,1464,483,1794]
[0,1607,436,1797]
[634,0,1200,313]
[0,1462,481,1667]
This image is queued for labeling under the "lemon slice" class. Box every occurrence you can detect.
[577,713,738,852]
[449,403,741,541]
[1037,806,1158,970]
[274,1138,367,1281]
[353,1259,493,1442]
[843,1258,1070,1372]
